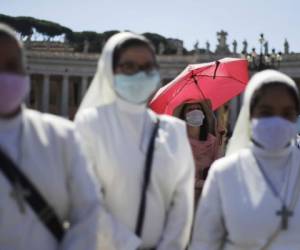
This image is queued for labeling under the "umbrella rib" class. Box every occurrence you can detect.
[213,61,220,79]
[191,72,207,100]
[166,73,194,107]
[194,74,248,85]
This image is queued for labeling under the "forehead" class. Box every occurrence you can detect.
[184,103,202,113]
[254,85,297,108]
[0,37,22,64]
[186,103,201,109]
[118,46,154,63]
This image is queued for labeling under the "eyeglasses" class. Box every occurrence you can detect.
[116,61,159,75]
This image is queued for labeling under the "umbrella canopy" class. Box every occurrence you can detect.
[150,58,249,115]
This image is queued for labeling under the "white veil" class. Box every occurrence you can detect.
[77,32,150,114]
[226,69,299,156]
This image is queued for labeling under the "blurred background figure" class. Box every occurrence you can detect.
[0,23,112,250]
[177,100,223,203]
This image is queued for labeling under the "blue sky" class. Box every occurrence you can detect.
[2,0,300,52]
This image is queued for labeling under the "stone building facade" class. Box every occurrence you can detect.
[24,35,300,134]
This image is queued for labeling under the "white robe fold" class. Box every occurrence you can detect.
[0,108,139,250]
[75,100,195,250]
[190,145,300,250]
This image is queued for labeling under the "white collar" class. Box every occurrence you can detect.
[0,108,23,133]
[250,141,293,159]
[115,97,147,114]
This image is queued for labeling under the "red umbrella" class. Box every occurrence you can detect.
[150,58,249,115]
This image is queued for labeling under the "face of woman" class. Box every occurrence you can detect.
[114,46,156,75]
[112,45,160,104]
[184,104,202,117]
[251,85,298,122]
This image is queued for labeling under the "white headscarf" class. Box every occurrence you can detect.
[226,69,299,156]
[77,32,151,113]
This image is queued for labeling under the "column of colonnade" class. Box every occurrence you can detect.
[31,74,91,118]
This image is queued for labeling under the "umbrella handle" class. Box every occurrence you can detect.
[213,61,220,79]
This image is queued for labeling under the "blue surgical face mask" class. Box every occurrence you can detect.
[114,70,161,104]
[251,116,297,151]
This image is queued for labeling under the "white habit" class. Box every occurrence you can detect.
[75,98,195,249]
[0,108,139,250]
[75,32,195,250]
[190,144,300,250]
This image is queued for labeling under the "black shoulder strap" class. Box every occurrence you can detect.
[135,118,160,237]
[0,149,65,242]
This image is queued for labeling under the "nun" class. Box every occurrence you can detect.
[190,70,300,250]
[0,23,136,250]
[75,32,195,250]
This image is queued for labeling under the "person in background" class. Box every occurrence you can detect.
[178,100,223,202]
[75,32,195,250]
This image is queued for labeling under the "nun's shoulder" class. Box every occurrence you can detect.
[156,113,187,132]
[209,149,247,174]
[154,113,191,149]
[24,108,76,139]
[74,107,100,124]
[74,105,114,125]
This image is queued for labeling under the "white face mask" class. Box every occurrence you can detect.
[251,116,297,151]
[185,109,205,127]
[114,70,160,104]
